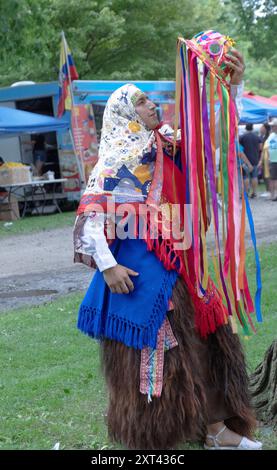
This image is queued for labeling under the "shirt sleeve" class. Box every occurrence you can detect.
[78,212,117,272]
[230,81,244,120]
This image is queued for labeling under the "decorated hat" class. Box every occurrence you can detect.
[184,30,236,86]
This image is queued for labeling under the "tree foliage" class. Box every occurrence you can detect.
[0,0,224,83]
[0,0,276,95]
[226,0,277,61]
[219,0,277,95]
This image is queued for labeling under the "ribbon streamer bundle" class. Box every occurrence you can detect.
[174,30,262,336]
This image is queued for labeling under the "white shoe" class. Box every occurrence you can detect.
[204,425,263,450]
[236,436,263,450]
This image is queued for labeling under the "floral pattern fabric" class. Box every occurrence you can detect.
[84,84,156,202]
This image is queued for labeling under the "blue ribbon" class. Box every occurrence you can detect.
[244,191,263,322]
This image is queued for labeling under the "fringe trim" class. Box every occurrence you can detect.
[77,269,177,350]
[193,292,228,338]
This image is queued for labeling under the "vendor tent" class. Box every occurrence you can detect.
[0,106,69,137]
[240,92,277,124]
[243,91,277,107]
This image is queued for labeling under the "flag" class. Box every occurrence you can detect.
[57,34,79,118]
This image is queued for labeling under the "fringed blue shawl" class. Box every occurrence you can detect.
[77,238,178,349]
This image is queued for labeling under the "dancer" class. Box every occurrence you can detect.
[74,31,262,450]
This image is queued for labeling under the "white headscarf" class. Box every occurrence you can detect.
[84,84,156,201]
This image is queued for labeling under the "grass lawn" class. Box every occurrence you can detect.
[0,243,276,450]
[0,210,76,239]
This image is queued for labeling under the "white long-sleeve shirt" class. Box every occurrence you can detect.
[76,83,244,272]
[76,211,118,272]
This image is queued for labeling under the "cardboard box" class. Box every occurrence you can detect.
[0,165,32,185]
[0,194,20,221]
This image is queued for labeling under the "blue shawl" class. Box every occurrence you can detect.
[77,238,178,349]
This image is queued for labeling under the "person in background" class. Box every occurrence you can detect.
[32,134,47,177]
[262,118,277,201]
[260,122,271,145]
[237,143,254,195]
[239,123,262,198]
[259,122,271,197]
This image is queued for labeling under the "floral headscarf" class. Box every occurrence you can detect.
[84,84,156,201]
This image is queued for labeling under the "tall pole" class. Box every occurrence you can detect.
[61,31,86,190]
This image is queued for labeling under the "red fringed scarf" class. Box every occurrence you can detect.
[76,127,228,338]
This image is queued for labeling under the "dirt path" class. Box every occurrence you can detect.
[0,227,93,312]
[0,196,276,312]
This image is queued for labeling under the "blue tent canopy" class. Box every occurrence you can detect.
[0,106,69,138]
[240,97,277,124]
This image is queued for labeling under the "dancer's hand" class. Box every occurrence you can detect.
[226,49,245,85]
[103,264,139,294]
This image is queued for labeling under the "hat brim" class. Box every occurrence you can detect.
[184,39,230,87]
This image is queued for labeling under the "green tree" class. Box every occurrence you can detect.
[0,0,226,84]
[218,0,277,95]
[226,0,277,61]
[0,0,276,96]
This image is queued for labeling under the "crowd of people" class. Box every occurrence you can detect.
[239,119,277,201]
